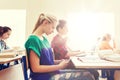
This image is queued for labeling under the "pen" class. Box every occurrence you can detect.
[77,57,83,62]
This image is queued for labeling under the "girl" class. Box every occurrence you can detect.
[0,26,12,52]
[25,13,94,80]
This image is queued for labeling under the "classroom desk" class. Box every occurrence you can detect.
[0,53,28,80]
[0,55,23,64]
[70,54,120,80]
[70,54,120,69]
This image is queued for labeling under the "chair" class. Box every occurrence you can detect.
[0,56,28,80]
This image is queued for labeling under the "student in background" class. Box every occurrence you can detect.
[51,19,99,80]
[98,33,120,80]
[0,26,12,52]
[25,13,94,80]
[51,20,82,60]
[99,33,115,50]
[0,26,12,70]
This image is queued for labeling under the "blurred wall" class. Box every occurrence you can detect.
[0,0,120,49]
[26,0,120,49]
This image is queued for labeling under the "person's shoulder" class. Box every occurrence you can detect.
[100,41,107,44]
[53,34,60,40]
[28,35,39,40]
[25,35,40,46]
[51,35,60,43]
[26,35,40,44]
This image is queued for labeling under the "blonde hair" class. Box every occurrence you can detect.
[32,13,57,33]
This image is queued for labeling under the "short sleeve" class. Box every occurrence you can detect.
[25,36,41,57]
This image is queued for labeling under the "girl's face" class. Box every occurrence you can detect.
[62,26,68,35]
[59,25,68,35]
[45,22,56,35]
[105,34,111,41]
[2,30,11,40]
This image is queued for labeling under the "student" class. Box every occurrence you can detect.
[51,19,99,80]
[0,26,12,52]
[51,20,82,60]
[98,33,119,80]
[0,26,12,70]
[99,33,115,50]
[25,13,94,80]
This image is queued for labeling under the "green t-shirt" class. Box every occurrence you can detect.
[25,35,54,80]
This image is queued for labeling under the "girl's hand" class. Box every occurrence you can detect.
[58,59,69,69]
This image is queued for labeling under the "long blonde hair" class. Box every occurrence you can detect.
[32,13,57,33]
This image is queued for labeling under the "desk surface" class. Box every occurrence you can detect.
[0,50,25,64]
[0,54,25,64]
[70,54,120,69]
[0,55,24,64]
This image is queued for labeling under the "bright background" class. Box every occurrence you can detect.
[67,12,115,50]
[0,0,120,50]
[0,10,26,48]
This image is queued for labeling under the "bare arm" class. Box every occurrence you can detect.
[104,42,113,50]
[29,50,68,73]
[66,50,84,57]
[66,46,84,57]
[54,60,62,64]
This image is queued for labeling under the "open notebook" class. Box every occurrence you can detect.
[101,53,120,62]
[98,50,120,62]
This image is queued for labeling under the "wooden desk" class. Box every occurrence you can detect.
[70,54,120,69]
[70,54,120,80]
[0,55,23,64]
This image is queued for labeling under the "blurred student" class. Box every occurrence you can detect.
[25,13,94,80]
[51,20,82,60]
[51,19,99,80]
[98,33,120,80]
[0,26,12,52]
[99,33,115,50]
[0,26,12,70]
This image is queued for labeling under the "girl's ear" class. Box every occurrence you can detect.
[43,20,49,25]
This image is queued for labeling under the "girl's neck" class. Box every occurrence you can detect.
[58,33,63,37]
[33,30,44,40]
[58,33,67,38]
[33,27,43,36]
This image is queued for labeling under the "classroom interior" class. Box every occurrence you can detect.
[0,0,120,50]
[0,0,120,80]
